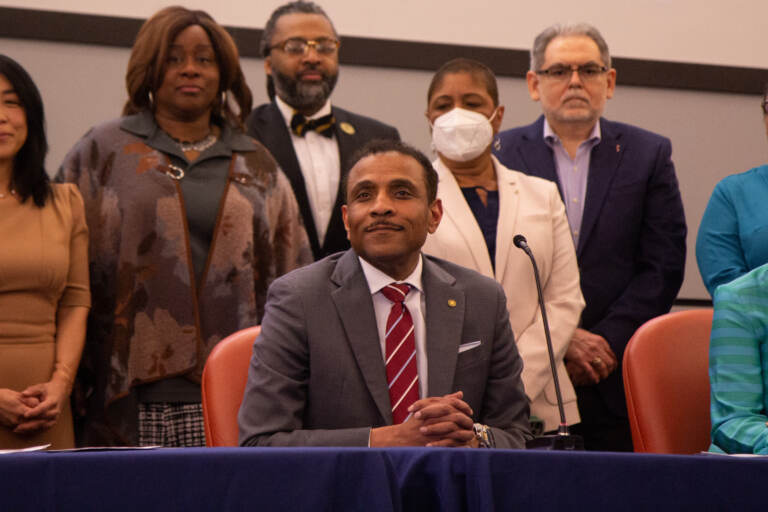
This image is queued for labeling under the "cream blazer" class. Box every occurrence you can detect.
[423,157,585,431]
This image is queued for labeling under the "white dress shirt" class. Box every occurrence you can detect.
[275,96,340,245]
[358,255,428,399]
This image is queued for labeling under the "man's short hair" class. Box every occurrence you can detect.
[260,1,338,57]
[530,23,611,71]
[345,140,439,204]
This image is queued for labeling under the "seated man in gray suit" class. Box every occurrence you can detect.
[239,140,532,448]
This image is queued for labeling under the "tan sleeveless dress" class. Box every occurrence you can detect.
[0,183,90,449]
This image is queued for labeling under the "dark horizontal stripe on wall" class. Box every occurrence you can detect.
[2,6,767,95]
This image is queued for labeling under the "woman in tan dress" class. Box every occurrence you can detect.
[0,55,90,449]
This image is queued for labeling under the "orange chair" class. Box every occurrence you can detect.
[623,309,713,454]
[202,325,261,447]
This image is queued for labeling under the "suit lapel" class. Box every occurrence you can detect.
[333,107,359,175]
[321,107,358,255]
[422,258,465,397]
[434,160,494,277]
[493,160,521,285]
[516,118,560,189]
[579,119,624,254]
[253,103,322,256]
[330,251,392,423]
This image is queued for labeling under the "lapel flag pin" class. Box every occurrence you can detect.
[340,122,355,135]
[616,144,620,153]
[447,299,457,307]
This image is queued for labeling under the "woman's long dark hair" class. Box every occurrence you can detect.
[0,54,51,207]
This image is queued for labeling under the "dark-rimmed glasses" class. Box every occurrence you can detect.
[536,64,609,82]
[269,37,340,56]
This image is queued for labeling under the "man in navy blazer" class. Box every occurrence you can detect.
[246,1,399,261]
[494,23,686,451]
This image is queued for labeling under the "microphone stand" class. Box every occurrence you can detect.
[514,234,583,451]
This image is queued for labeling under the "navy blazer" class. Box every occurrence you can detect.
[246,102,400,260]
[494,115,687,415]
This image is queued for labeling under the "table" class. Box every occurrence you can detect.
[1,447,764,511]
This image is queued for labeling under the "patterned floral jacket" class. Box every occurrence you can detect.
[57,112,312,444]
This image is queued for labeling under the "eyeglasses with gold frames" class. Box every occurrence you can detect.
[269,37,340,56]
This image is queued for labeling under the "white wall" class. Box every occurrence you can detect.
[2,0,767,68]
[3,2,768,300]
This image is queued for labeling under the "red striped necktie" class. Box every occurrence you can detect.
[380,283,419,424]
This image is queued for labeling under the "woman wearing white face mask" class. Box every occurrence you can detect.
[422,58,585,435]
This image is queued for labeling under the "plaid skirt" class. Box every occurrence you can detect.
[138,402,206,447]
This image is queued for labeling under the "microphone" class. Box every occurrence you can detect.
[514,234,583,451]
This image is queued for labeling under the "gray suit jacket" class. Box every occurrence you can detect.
[238,250,532,448]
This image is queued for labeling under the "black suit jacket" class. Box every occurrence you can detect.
[494,115,687,415]
[246,103,400,260]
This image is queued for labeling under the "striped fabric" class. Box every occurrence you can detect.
[381,283,419,424]
[709,263,768,454]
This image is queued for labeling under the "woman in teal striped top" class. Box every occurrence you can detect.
[710,262,768,453]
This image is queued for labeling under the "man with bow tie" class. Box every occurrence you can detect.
[247,1,400,261]
[238,140,531,448]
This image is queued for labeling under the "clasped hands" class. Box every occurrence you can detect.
[565,327,618,386]
[370,391,478,448]
[0,377,69,434]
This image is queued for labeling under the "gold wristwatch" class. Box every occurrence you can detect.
[472,423,494,448]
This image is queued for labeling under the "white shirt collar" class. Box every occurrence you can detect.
[275,95,333,130]
[358,254,424,295]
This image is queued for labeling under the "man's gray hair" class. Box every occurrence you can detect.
[260,1,338,57]
[530,23,611,71]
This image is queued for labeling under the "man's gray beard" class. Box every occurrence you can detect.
[273,69,338,114]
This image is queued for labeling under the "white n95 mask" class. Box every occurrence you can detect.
[431,107,496,162]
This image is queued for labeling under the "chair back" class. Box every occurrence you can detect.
[202,325,261,447]
[623,309,713,454]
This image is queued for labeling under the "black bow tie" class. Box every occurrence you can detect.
[290,112,336,138]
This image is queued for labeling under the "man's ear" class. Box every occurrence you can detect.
[341,204,351,240]
[427,198,443,234]
[526,70,541,102]
[605,68,617,99]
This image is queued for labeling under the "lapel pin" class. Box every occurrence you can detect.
[447,299,457,307]
[340,122,355,135]
[616,144,620,153]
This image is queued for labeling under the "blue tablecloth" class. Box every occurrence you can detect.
[1,447,764,511]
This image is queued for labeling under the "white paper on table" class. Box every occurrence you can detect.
[0,444,51,454]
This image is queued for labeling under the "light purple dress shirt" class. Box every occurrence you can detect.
[543,119,601,246]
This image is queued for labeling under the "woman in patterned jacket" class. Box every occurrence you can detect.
[57,6,311,447]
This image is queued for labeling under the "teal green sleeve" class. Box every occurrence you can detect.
[696,166,768,298]
[696,181,747,297]
[709,281,768,454]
